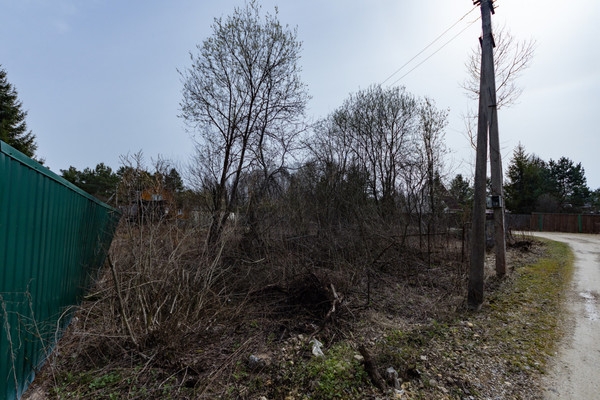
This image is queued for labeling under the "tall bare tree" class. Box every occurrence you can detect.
[180,0,309,245]
[462,24,536,109]
[417,97,449,253]
[462,25,536,148]
[330,85,419,215]
[312,85,448,226]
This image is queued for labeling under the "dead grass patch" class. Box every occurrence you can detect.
[24,225,571,399]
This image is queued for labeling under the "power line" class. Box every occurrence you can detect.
[381,5,480,86]
[387,17,480,87]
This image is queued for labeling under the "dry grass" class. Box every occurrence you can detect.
[23,217,570,399]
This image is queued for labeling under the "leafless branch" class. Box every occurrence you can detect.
[461,24,536,109]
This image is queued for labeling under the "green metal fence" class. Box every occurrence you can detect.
[0,141,121,399]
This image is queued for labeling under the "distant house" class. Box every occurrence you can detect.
[120,188,175,222]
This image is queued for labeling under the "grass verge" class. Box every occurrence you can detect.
[365,238,575,399]
[486,239,575,373]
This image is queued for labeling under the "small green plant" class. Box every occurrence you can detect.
[88,371,122,391]
[51,370,124,399]
[287,342,368,400]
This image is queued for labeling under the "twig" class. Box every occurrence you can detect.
[108,255,138,347]
[247,283,288,297]
[309,284,343,340]
[0,295,19,393]
[323,284,341,322]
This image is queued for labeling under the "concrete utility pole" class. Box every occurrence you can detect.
[468,0,506,310]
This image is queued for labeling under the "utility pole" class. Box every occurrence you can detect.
[468,0,506,310]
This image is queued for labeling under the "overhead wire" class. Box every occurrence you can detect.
[380,4,480,86]
[387,16,480,87]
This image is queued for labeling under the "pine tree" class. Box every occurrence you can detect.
[0,65,37,157]
[164,168,184,193]
[504,143,548,214]
[61,163,120,202]
[547,157,590,211]
[449,174,473,207]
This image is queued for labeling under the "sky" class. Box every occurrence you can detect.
[1,0,599,189]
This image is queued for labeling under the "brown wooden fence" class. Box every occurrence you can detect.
[506,213,600,234]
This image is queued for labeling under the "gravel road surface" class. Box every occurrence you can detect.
[531,232,600,399]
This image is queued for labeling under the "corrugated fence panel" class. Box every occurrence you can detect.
[0,141,120,400]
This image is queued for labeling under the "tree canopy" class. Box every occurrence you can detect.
[62,160,186,207]
[180,0,309,244]
[462,25,536,110]
[449,174,473,208]
[310,85,449,220]
[61,163,120,203]
[504,144,548,214]
[547,157,589,211]
[0,65,38,157]
[504,144,593,213]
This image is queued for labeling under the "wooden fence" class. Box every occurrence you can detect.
[506,213,600,234]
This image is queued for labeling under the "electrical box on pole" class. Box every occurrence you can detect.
[486,195,503,209]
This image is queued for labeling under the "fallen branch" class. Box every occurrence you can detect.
[323,284,341,322]
[359,344,386,392]
[247,283,288,297]
[310,284,343,340]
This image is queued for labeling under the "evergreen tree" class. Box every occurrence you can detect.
[164,168,184,193]
[547,157,590,211]
[504,144,591,213]
[0,65,37,157]
[590,188,600,213]
[61,166,83,186]
[504,143,548,214]
[61,163,120,202]
[449,174,473,208]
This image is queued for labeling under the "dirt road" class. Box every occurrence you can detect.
[531,232,600,399]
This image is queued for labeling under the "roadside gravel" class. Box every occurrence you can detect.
[533,233,600,400]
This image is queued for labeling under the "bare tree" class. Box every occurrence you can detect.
[418,98,449,253]
[462,25,536,149]
[330,85,419,215]
[180,0,309,245]
[462,24,536,109]
[312,85,449,228]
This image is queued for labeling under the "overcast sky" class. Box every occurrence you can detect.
[1,0,599,189]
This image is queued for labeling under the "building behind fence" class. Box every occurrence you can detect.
[0,141,120,400]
